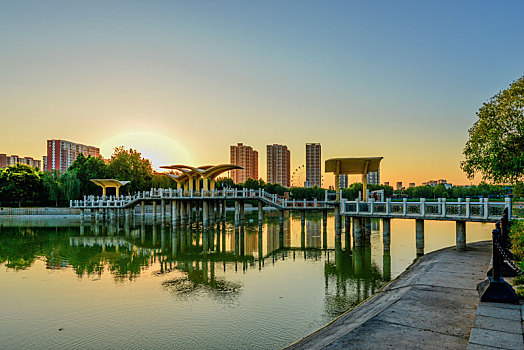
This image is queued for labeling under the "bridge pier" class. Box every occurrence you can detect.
[364,218,371,240]
[456,220,466,251]
[345,216,351,252]
[161,199,166,224]
[383,218,391,251]
[353,217,363,247]
[203,200,209,228]
[153,201,157,222]
[335,206,342,234]
[416,219,425,256]
[187,202,192,223]
[258,201,264,225]
[239,201,245,225]
[180,201,187,224]
[234,200,240,226]
[172,201,179,226]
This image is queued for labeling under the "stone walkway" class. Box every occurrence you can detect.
[287,241,522,349]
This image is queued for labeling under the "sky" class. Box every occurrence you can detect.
[1,1,523,187]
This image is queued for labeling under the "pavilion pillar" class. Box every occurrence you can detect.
[416,219,425,256]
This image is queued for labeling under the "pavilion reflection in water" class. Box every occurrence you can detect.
[0,214,389,313]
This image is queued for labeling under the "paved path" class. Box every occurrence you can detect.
[288,241,495,349]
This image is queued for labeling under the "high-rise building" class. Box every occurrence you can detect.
[367,168,380,185]
[409,183,416,188]
[230,143,258,183]
[266,144,290,187]
[396,181,403,190]
[339,174,348,189]
[46,139,100,172]
[305,143,321,188]
[0,154,41,170]
[384,181,390,186]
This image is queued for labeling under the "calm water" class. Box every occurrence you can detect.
[0,212,492,349]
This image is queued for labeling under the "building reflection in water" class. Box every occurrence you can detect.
[0,213,388,317]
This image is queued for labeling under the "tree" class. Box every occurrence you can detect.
[41,170,63,206]
[0,164,43,207]
[67,153,109,196]
[461,76,524,183]
[107,147,153,193]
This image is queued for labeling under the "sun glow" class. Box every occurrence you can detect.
[100,131,192,170]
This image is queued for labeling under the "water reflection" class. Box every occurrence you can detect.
[0,213,388,339]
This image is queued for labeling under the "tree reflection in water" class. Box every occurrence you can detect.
[0,214,387,317]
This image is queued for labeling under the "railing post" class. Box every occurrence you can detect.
[356,199,360,214]
[386,198,391,215]
[314,198,317,208]
[420,198,425,217]
[483,198,489,219]
[442,198,446,218]
[403,198,407,216]
[370,198,375,214]
[466,197,471,219]
[505,197,512,219]
[325,190,328,202]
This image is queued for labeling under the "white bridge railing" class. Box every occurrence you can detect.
[70,188,332,210]
[341,197,511,221]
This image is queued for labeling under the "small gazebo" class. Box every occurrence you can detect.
[325,157,383,201]
[90,179,130,197]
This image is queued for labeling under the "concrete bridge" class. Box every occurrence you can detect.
[70,187,511,256]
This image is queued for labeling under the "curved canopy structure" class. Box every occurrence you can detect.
[90,179,130,197]
[158,164,243,190]
[325,157,383,201]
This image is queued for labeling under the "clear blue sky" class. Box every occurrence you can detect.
[1,1,523,184]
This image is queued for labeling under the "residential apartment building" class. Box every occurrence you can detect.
[305,143,321,188]
[339,174,348,189]
[46,139,100,172]
[367,169,380,185]
[396,181,403,190]
[266,144,290,187]
[0,154,41,170]
[230,143,258,183]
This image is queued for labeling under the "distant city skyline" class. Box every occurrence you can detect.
[1,2,523,186]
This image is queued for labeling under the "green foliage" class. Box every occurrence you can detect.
[461,75,524,183]
[41,170,63,206]
[107,147,153,194]
[510,220,524,261]
[0,164,43,206]
[67,153,109,196]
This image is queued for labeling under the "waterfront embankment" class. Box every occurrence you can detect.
[288,241,497,349]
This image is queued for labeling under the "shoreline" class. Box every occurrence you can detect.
[286,241,492,349]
